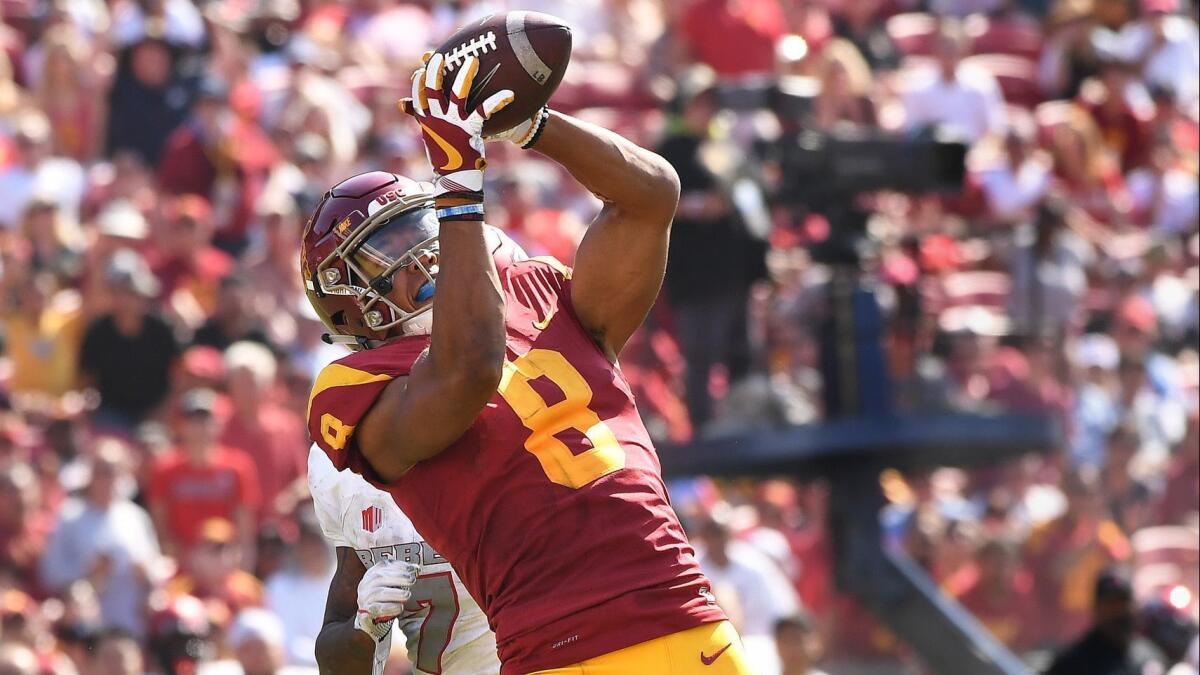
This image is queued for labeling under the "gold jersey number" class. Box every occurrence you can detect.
[497,349,625,489]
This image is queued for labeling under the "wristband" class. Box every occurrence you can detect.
[354,611,394,643]
[437,190,484,202]
[436,204,485,220]
[521,107,551,149]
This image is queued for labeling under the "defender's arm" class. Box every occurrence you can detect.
[533,111,681,356]
[316,548,377,674]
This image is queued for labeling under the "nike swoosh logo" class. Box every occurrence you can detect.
[533,305,557,330]
[467,63,502,112]
[420,123,464,172]
[700,643,731,666]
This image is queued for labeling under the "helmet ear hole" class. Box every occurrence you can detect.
[329,310,347,326]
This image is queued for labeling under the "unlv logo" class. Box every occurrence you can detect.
[361,506,383,533]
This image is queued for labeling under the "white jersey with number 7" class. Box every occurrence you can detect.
[308,447,500,675]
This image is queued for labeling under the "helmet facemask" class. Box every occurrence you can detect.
[312,194,440,344]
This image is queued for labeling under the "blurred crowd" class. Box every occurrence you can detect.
[0,0,1194,674]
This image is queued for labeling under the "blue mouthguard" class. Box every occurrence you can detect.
[415,281,436,302]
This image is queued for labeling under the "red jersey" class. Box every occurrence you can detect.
[148,448,261,546]
[307,257,724,673]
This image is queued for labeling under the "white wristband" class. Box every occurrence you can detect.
[354,611,394,643]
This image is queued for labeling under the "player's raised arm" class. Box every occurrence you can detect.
[521,111,681,356]
[353,56,514,479]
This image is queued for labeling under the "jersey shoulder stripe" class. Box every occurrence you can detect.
[307,337,429,460]
[306,363,394,420]
[528,255,572,279]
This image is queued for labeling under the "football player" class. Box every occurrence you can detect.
[307,55,751,674]
[307,446,498,675]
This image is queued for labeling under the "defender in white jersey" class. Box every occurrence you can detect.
[308,447,499,674]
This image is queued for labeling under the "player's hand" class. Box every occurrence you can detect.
[484,106,550,149]
[353,559,420,642]
[401,52,514,195]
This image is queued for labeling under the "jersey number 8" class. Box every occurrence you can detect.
[497,349,625,489]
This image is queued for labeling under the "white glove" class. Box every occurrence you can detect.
[485,106,550,149]
[353,559,421,642]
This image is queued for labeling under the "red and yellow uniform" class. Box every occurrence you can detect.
[309,257,746,674]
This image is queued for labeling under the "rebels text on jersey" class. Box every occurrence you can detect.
[307,448,498,675]
[307,257,725,674]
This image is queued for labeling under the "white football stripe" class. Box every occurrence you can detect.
[506,12,553,85]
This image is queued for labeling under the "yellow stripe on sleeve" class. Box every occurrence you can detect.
[531,256,572,279]
[306,363,395,420]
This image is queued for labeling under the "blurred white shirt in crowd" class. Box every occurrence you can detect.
[699,541,801,675]
[266,564,334,667]
[0,157,86,230]
[979,155,1053,221]
[902,63,1008,143]
[40,497,160,637]
[1126,166,1200,235]
[111,0,205,48]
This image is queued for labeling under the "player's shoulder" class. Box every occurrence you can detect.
[516,255,573,280]
[312,335,430,391]
[307,336,430,457]
[502,255,574,302]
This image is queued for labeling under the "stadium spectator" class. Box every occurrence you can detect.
[78,249,179,429]
[263,511,332,668]
[1025,468,1132,645]
[219,342,306,519]
[28,25,106,163]
[191,275,272,351]
[831,0,901,71]
[1,268,84,398]
[901,21,1007,144]
[166,517,263,622]
[0,111,85,230]
[774,613,828,675]
[696,512,802,675]
[147,389,260,554]
[226,608,315,675]
[948,537,1040,651]
[148,195,235,322]
[1045,569,1159,675]
[659,74,766,430]
[0,464,46,591]
[810,40,877,132]
[40,442,159,637]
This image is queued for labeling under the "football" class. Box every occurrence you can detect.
[434,11,572,134]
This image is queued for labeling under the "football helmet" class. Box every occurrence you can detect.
[301,170,529,350]
[301,171,440,349]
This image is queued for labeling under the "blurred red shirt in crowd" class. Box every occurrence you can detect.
[165,517,263,628]
[681,0,788,77]
[219,342,306,520]
[947,539,1042,651]
[147,390,260,550]
[149,446,260,548]
[148,195,234,317]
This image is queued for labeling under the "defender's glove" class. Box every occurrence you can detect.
[402,52,514,197]
[353,559,421,642]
